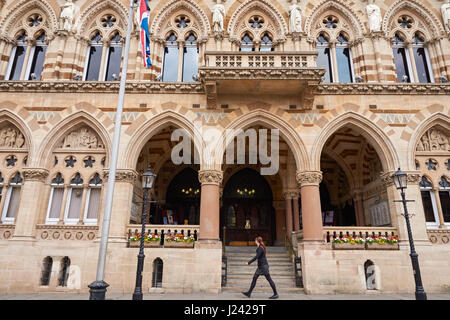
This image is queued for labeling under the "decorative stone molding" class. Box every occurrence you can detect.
[0,224,14,240]
[380,171,421,187]
[198,170,223,186]
[0,125,26,148]
[316,83,450,95]
[427,229,450,245]
[296,171,323,187]
[22,168,49,182]
[283,190,299,199]
[103,169,139,184]
[57,126,105,150]
[36,224,98,241]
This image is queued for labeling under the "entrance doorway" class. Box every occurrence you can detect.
[221,168,275,245]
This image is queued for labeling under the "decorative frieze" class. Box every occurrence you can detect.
[58,127,104,150]
[380,171,421,187]
[427,229,450,245]
[316,83,450,95]
[36,224,98,241]
[0,126,26,148]
[103,169,139,184]
[416,127,450,152]
[296,171,323,187]
[198,170,223,186]
[22,168,49,182]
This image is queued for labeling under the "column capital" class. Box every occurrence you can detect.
[22,168,49,182]
[380,170,421,187]
[198,170,223,186]
[103,169,139,184]
[283,190,299,199]
[296,171,322,187]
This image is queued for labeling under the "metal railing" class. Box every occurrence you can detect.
[126,224,199,246]
[323,226,398,243]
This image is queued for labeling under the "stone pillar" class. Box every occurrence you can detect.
[12,168,49,241]
[353,190,366,226]
[370,32,384,82]
[433,188,446,229]
[283,192,293,239]
[292,192,300,231]
[102,169,138,242]
[297,171,323,242]
[198,170,223,242]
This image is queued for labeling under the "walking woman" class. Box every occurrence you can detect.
[242,236,279,299]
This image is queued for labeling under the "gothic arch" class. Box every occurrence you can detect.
[0,0,58,37]
[311,112,399,173]
[124,110,203,170]
[227,0,288,43]
[382,0,444,39]
[150,0,211,41]
[304,0,365,40]
[35,111,111,168]
[75,0,128,37]
[214,109,309,173]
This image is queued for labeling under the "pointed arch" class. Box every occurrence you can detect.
[36,111,111,168]
[0,0,58,36]
[304,0,365,40]
[382,0,444,39]
[227,0,288,43]
[311,112,399,172]
[214,109,309,172]
[150,0,211,40]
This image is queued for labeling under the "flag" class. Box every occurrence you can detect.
[138,0,152,68]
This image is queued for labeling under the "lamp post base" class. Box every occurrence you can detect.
[415,290,427,300]
[88,280,110,300]
[132,292,143,300]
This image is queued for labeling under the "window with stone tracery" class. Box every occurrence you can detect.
[104,32,123,81]
[84,32,103,81]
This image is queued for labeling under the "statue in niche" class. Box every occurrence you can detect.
[59,0,76,32]
[365,0,382,32]
[212,0,226,33]
[289,0,303,33]
[61,127,103,149]
[0,126,25,148]
[442,0,450,33]
[416,128,450,152]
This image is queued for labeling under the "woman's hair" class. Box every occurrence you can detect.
[256,236,266,254]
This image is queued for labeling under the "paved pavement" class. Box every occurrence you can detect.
[1,292,450,300]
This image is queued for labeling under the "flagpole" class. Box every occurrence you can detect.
[88,0,137,300]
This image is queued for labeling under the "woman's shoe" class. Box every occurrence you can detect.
[242,291,251,298]
[269,294,279,299]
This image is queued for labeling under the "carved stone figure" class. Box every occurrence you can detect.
[0,126,25,148]
[416,128,450,152]
[442,0,450,33]
[212,0,226,33]
[289,0,303,33]
[61,127,104,149]
[366,0,381,32]
[59,0,75,32]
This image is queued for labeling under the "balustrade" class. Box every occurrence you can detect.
[323,226,398,243]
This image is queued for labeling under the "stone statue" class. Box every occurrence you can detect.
[289,0,303,33]
[212,0,226,33]
[442,0,450,33]
[366,0,382,32]
[59,0,75,32]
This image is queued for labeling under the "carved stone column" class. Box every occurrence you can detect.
[296,171,323,242]
[102,169,138,242]
[12,168,49,241]
[198,170,223,243]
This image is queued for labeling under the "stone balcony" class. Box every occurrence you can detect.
[199,51,325,109]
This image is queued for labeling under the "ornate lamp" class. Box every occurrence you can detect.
[142,166,156,190]
[392,168,407,191]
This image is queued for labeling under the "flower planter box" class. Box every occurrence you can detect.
[164,241,195,248]
[129,241,161,248]
[332,243,365,250]
[366,243,399,250]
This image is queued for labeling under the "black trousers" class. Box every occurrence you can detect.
[248,264,277,295]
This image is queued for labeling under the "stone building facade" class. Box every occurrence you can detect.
[0,0,449,295]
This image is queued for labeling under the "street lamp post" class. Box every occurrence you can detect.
[132,167,157,300]
[391,168,427,300]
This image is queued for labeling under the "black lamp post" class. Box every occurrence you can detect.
[132,166,156,300]
[391,168,427,300]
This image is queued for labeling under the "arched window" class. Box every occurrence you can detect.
[152,258,163,288]
[419,176,440,228]
[25,32,47,80]
[162,33,179,82]
[58,256,70,287]
[83,32,103,81]
[104,32,122,81]
[40,256,53,286]
[45,173,65,224]
[439,176,450,226]
[182,33,198,82]
[412,33,433,83]
[6,32,28,80]
[260,33,273,52]
[1,172,23,224]
[336,33,353,83]
[63,173,84,225]
[316,33,333,83]
[240,33,254,52]
[392,33,412,83]
[83,173,102,225]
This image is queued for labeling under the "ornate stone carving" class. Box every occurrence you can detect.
[442,0,450,33]
[380,171,421,187]
[316,83,450,95]
[416,128,450,152]
[59,0,76,32]
[283,190,300,199]
[212,0,226,33]
[36,224,98,241]
[198,170,223,185]
[428,229,450,245]
[365,0,381,32]
[22,168,49,182]
[58,127,104,150]
[288,0,302,33]
[0,126,25,148]
[103,169,138,184]
[296,171,323,187]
